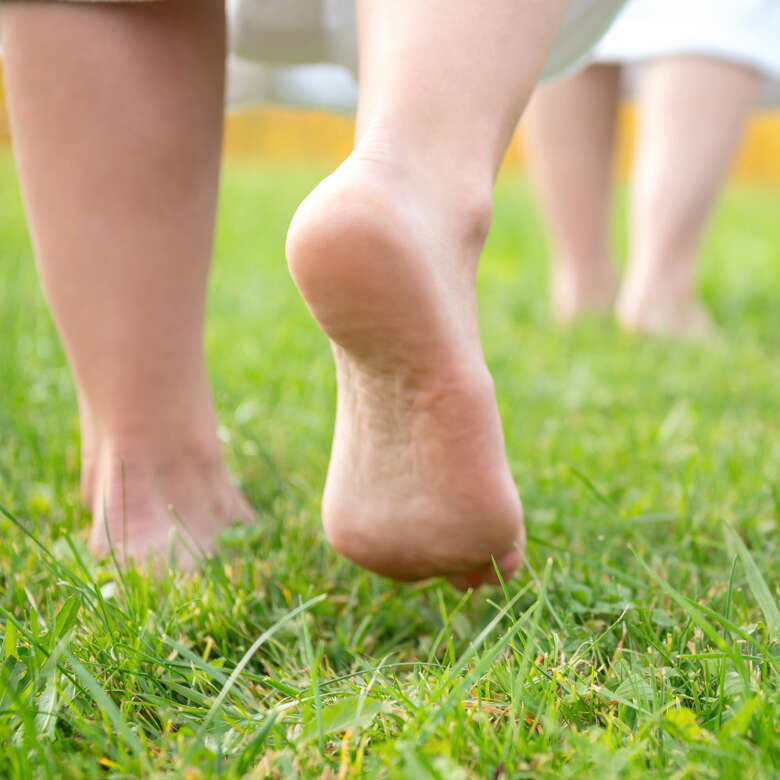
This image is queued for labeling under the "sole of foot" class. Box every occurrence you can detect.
[87,443,256,571]
[286,153,524,589]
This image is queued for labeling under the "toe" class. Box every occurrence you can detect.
[447,547,523,591]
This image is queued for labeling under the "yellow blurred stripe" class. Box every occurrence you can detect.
[2,64,778,183]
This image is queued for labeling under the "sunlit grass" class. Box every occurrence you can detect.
[1,151,778,777]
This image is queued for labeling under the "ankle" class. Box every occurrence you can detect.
[555,252,614,276]
[89,432,236,517]
[621,257,696,305]
[87,432,253,567]
[101,432,226,475]
[349,137,495,251]
[551,255,616,321]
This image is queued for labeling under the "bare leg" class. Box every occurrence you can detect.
[617,56,759,337]
[523,64,621,322]
[2,0,254,567]
[287,0,570,587]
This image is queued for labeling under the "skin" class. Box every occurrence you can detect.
[524,56,759,336]
[287,0,570,588]
[1,0,254,567]
[524,64,621,323]
[3,0,571,585]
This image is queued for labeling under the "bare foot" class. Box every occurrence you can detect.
[78,397,98,507]
[87,437,255,570]
[551,258,617,324]
[616,270,719,340]
[286,154,524,588]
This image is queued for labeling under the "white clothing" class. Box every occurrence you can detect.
[591,0,780,105]
[226,0,628,110]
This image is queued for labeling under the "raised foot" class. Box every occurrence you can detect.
[87,442,256,571]
[286,157,524,588]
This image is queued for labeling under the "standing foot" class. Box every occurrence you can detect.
[87,436,256,570]
[551,258,617,324]
[286,153,524,588]
[616,266,719,340]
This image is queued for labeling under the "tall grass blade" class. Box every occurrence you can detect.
[726,526,780,639]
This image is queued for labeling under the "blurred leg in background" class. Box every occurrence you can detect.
[616,56,760,336]
[1,0,254,567]
[524,64,622,323]
[286,0,570,587]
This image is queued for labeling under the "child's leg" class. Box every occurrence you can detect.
[287,0,570,587]
[617,56,759,337]
[523,65,622,323]
[1,0,253,566]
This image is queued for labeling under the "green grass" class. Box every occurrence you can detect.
[1,147,779,778]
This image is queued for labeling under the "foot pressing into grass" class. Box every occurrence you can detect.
[86,435,255,571]
[616,264,719,340]
[552,258,618,324]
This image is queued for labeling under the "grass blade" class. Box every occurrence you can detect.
[725,526,780,639]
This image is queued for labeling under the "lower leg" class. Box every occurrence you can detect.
[524,65,622,322]
[287,0,570,586]
[1,0,253,565]
[617,56,759,337]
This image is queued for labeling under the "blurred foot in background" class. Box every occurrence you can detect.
[615,57,757,338]
[524,0,778,337]
[524,64,621,325]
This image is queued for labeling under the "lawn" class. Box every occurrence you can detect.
[1,147,779,778]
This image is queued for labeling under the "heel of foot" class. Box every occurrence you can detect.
[286,163,443,364]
